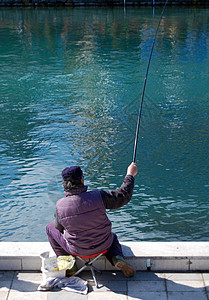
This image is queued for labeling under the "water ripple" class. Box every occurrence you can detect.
[0,7,209,241]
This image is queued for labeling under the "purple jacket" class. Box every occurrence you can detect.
[56,186,114,256]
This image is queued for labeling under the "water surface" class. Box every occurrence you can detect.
[0,7,208,241]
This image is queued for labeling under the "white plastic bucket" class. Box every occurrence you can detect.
[40,267,66,281]
[40,251,65,280]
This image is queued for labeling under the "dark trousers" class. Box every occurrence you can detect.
[46,221,123,265]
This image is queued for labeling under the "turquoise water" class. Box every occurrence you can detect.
[0,7,208,242]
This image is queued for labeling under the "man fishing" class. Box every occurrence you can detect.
[46,162,137,277]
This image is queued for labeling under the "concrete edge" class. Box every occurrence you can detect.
[1,242,209,272]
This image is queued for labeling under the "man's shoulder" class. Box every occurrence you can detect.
[56,196,67,206]
[83,189,103,199]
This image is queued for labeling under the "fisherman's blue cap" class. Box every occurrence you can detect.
[62,166,83,181]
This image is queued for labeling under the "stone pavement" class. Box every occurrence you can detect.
[1,270,209,300]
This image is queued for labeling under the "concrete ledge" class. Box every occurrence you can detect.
[1,242,209,271]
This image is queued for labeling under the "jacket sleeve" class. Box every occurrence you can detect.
[54,209,64,233]
[100,175,135,209]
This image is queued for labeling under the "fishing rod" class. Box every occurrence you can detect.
[132,0,169,163]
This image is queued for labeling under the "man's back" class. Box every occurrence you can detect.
[56,188,113,256]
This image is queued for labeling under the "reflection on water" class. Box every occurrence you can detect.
[0,7,208,241]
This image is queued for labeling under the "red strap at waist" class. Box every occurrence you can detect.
[72,249,107,259]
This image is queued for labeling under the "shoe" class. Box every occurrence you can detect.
[112,255,136,278]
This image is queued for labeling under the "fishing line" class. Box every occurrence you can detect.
[132,0,169,163]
